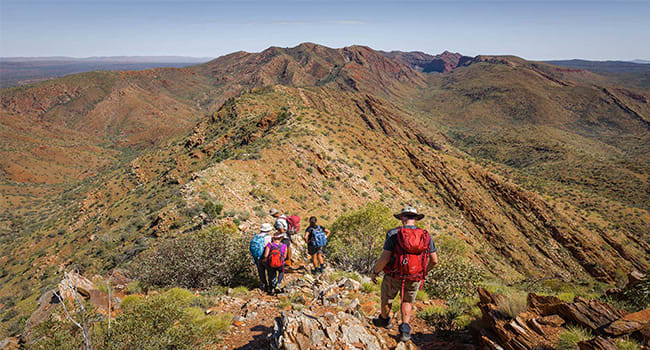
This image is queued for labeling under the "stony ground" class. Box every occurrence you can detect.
[217,261,477,350]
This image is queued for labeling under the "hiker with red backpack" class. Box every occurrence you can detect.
[370,207,439,342]
[263,231,288,295]
[269,208,299,268]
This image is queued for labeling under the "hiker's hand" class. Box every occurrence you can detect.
[371,271,378,284]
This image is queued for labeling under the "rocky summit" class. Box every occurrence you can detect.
[1,42,649,348]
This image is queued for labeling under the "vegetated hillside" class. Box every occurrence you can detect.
[0,43,423,211]
[0,43,648,337]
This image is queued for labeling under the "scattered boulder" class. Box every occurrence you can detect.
[556,297,625,332]
[338,277,361,291]
[602,307,650,339]
[475,287,648,350]
[577,336,618,350]
[269,310,383,350]
[527,293,563,315]
[476,288,562,350]
[626,270,646,289]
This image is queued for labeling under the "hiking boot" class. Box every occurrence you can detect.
[398,323,411,342]
[371,315,393,329]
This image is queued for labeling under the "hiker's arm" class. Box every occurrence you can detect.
[370,250,392,283]
[324,228,330,237]
[427,252,439,273]
[263,246,270,259]
[304,231,309,243]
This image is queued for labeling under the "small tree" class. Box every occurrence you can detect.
[134,224,253,289]
[328,202,398,273]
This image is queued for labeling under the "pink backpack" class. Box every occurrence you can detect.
[285,215,300,235]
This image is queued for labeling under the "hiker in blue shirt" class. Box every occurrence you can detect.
[304,216,330,274]
[249,223,273,291]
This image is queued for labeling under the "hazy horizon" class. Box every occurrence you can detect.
[1,1,649,61]
[1,45,649,63]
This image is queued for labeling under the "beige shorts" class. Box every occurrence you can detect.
[381,275,421,304]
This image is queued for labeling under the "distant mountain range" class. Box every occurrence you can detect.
[0,56,212,87]
[544,59,650,73]
[2,54,649,88]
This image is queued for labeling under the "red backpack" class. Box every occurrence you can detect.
[267,243,285,268]
[285,215,300,235]
[384,227,431,283]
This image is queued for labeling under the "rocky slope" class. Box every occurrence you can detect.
[380,50,469,73]
[1,43,649,337]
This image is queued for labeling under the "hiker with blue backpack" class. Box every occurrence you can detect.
[249,223,273,291]
[304,216,329,274]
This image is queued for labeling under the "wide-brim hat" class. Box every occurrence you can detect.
[394,206,424,220]
[260,223,273,232]
[269,208,280,216]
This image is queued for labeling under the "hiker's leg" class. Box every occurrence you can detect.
[311,253,318,267]
[275,269,284,286]
[267,267,276,288]
[401,301,413,324]
[318,252,324,265]
[257,260,267,286]
[380,276,398,319]
[286,245,292,264]
[400,280,420,324]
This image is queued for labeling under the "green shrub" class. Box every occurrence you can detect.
[328,202,398,273]
[328,270,362,283]
[416,290,429,301]
[29,288,231,350]
[615,337,642,350]
[125,281,142,294]
[362,281,381,294]
[602,269,650,313]
[134,225,254,289]
[203,201,223,220]
[29,310,86,349]
[424,257,484,301]
[496,290,528,317]
[619,270,650,311]
[556,326,592,350]
[416,303,463,337]
[105,288,231,349]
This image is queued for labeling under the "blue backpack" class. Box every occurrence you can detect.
[250,234,265,261]
[311,226,327,248]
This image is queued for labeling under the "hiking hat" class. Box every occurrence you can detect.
[394,206,425,220]
[260,223,273,232]
[269,208,280,216]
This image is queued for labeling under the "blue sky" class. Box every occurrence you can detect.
[1,0,649,60]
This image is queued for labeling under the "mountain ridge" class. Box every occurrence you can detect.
[1,42,648,337]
